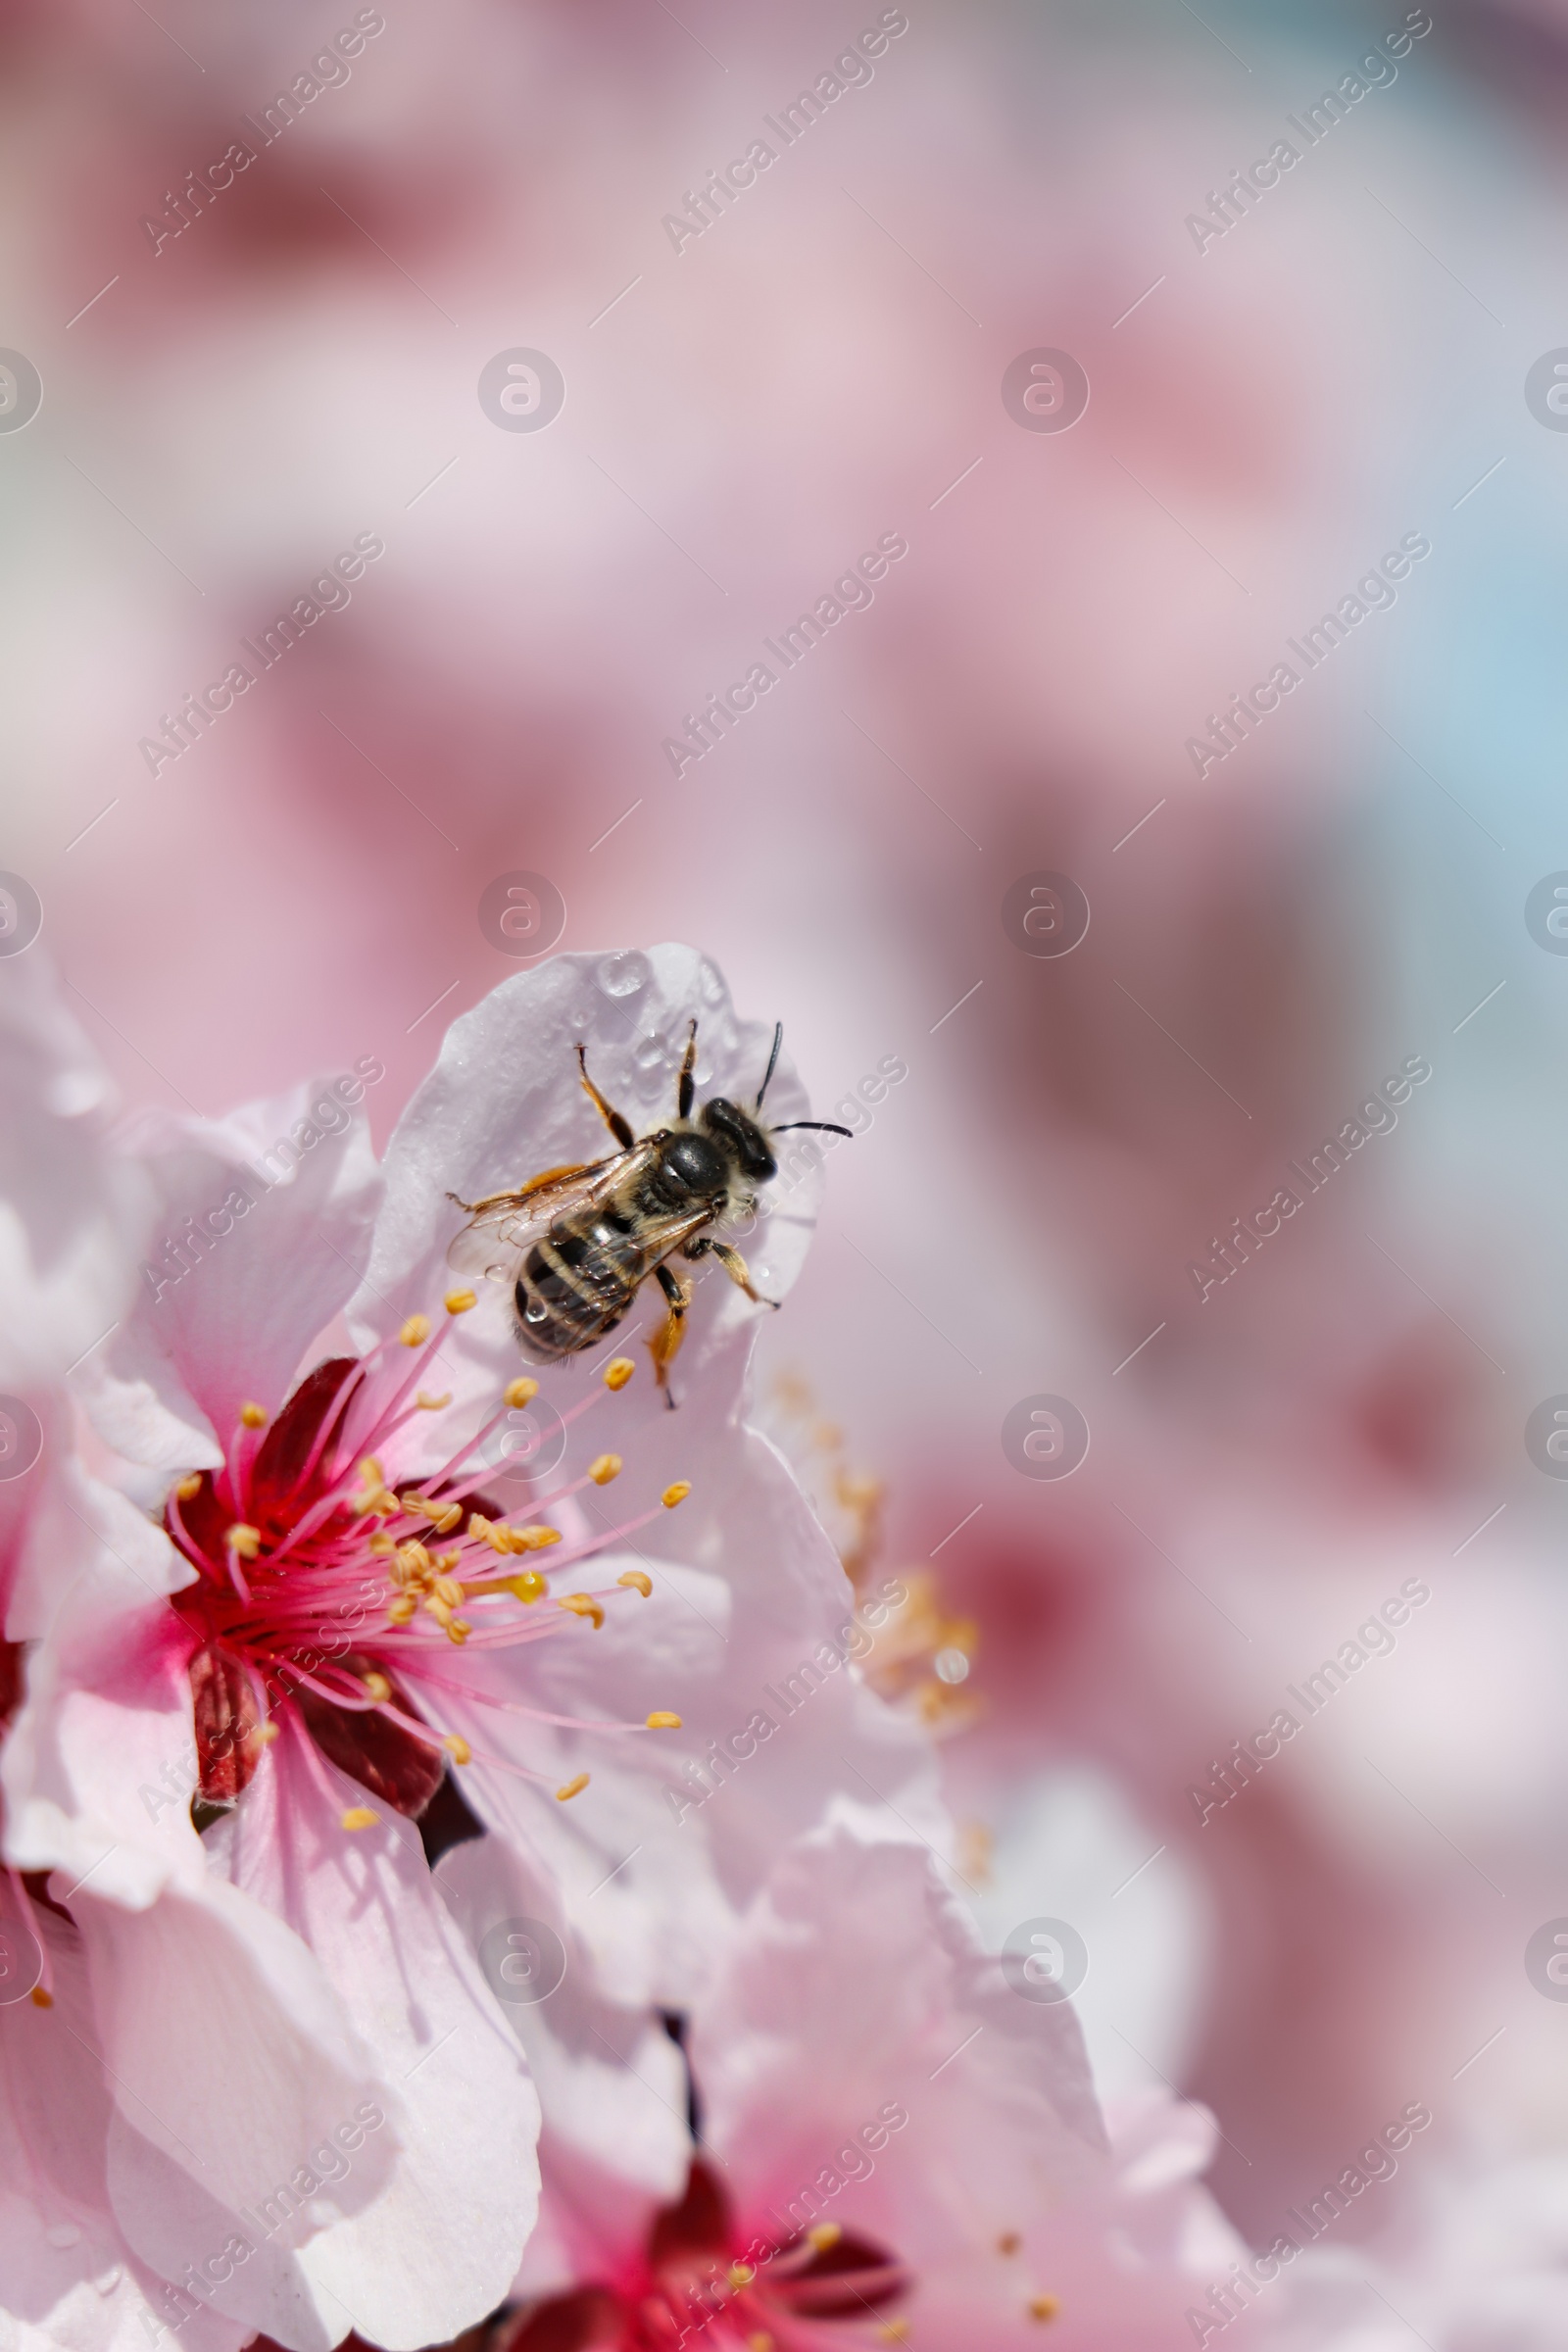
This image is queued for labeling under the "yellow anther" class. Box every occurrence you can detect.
[504,1523,562,1553]
[443,1733,471,1764]
[358,1455,385,1486]
[423,1592,453,1626]
[341,1808,378,1832]
[446,1618,470,1644]
[604,1357,635,1391]
[807,2224,841,2253]
[878,2327,909,2345]
[588,1452,622,1486]
[30,1985,53,2009]
[226,1524,261,1559]
[367,1532,395,1555]
[399,1492,426,1515]
[646,1712,682,1730]
[750,2336,775,2352]
[728,2263,755,2289]
[174,1474,202,1502]
[430,1501,464,1535]
[362,1671,393,1704]
[557,1593,606,1629]
[239,1401,268,1429]
[444,1289,477,1316]
[467,1511,492,1540]
[1027,2296,1061,2323]
[617,1569,653,1597]
[399,1540,433,1578]
[504,1570,548,1604]
[505,1376,539,1408]
[555,1773,590,1801]
[248,1720,279,1746]
[433,1575,464,1608]
[416,1390,453,1411]
[400,1315,431,1347]
[387,1593,417,1625]
[662,1482,691,1509]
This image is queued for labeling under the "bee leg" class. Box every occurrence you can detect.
[650,1263,692,1408]
[576,1045,637,1148]
[676,1018,698,1121]
[685,1236,779,1310]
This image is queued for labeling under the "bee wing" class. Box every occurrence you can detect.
[444,1148,652,1284]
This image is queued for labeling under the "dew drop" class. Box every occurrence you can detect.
[631,1035,669,1100]
[934,1647,970,1686]
[597,951,651,1001]
[697,957,727,1008]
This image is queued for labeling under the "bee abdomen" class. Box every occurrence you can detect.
[513,1227,634,1358]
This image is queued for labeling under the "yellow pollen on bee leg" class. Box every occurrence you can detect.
[341,1808,378,1832]
[504,1376,539,1408]
[416,1390,453,1412]
[662,1482,691,1509]
[604,1357,636,1392]
[226,1524,261,1559]
[239,1401,268,1429]
[400,1315,431,1347]
[588,1452,621,1486]
[1027,2295,1061,2323]
[807,2224,841,2253]
[557,1593,606,1629]
[442,1734,471,1764]
[617,1569,653,1596]
[30,1985,53,2009]
[444,1289,477,1316]
[555,1773,590,1801]
[174,1474,202,1502]
[645,1713,682,1730]
[362,1671,393,1703]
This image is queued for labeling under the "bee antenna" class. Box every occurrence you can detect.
[755,1020,784,1110]
[771,1121,856,1138]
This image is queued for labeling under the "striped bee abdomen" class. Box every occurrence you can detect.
[514,1214,645,1358]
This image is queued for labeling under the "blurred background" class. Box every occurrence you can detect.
[6,0,1568,2325]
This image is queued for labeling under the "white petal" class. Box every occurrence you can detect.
[77,1080,381,1476]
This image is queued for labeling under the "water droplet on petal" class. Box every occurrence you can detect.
[934,1647,970,1685]
[597,951,651,1000]
[697,957,727,1007]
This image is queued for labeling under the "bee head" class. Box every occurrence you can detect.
[699,1098,777,1181]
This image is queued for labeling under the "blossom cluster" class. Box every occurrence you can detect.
[0,944,1243,2352]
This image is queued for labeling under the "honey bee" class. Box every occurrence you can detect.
[446,1021,850,1401]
